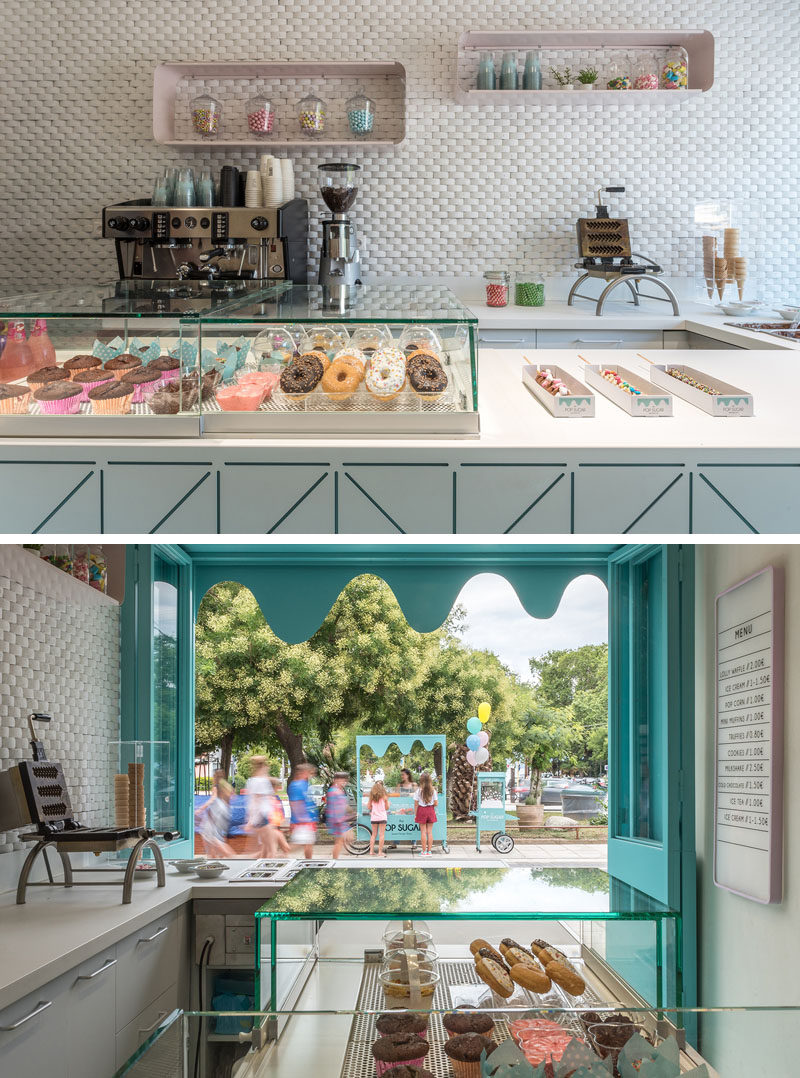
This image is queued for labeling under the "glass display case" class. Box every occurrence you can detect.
[116,1005,800,1078]
[185,283,479,436]
[0,279,286,436]
[252,865,681,1043]
[0,282,479,437]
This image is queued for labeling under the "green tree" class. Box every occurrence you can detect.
[529,644,608,774]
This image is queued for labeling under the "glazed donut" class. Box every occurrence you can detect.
[299,349,330,372]
[545,960,586,997]
[279,355,324,400]
[474,955,514,999]
[406,352,448,398]
[333,347,367,378]
[321,359,360,402]
[509,963,552,995]
[365,346,406,401]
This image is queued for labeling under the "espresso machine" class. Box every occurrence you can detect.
[317,162,363,307]
[102,198,308,284]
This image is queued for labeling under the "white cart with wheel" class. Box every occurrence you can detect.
[471,770,516,854]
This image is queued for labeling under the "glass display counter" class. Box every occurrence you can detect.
[253,866,681,1037]
[115,1006,800,1078]
[0,281,479,438]
[186,283,479,436]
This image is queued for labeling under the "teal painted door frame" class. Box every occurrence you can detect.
[121,543,195,858]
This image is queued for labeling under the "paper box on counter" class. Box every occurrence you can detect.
[522,365,595,418]
[584,364,672,417]
[649,363,753,417]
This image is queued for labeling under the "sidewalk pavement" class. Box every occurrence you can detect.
[301,841,607,868]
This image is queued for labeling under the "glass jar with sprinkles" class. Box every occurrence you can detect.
[484,270,510,307]
[515,273,546,307]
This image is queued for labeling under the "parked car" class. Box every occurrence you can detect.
[541,778,570,807]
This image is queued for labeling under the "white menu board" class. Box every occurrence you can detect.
[714,566,784,903]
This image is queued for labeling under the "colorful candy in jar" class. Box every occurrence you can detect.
[191,94,221,138]
[633,72,659,89]
[298,93,326,135]
[661,58,688,89]
[346,90,375,137]
[607,75,632,89]
[515,280,545,306]
[246,100,274,135]
[484,271,510,307]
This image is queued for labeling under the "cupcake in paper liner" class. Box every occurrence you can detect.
[72,369,115,402]
[371,1032,430,1076]
[34,382,83,415]
[89,380,135,415]
[444,1033,497,1078]
[121,366,162,403]
[0,382,31,415]
[64,354,103,377]
[148,355,182,382]
[104,353,142,380]
[92,336,126,363]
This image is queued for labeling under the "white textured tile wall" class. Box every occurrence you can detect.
[0,549,120,857]
[2,0,798,295]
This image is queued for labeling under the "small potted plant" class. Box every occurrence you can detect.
[549,66,574,90]
[577,67,599,90]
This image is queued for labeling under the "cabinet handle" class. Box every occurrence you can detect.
[75,957,117,982]
[137,925,168,944]
[138,1010,168,1038]
[478,336,528,343]
[572,338,624,345]
[0,1000,52,1031]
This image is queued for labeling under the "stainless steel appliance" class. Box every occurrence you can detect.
[567,186,680,315]
[0,712,168,904]
[102,198,308,283]
[317,162,363,307]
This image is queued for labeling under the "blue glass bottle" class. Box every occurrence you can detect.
[523,51,542,90]
[477,51,496,90]
[500,52,518,90]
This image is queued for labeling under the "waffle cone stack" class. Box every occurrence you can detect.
[733,257,747,299]
[114,774,129,828]
[702,236,717,298]
[723,229,740,281]
[128,762,146,828]
[714,257,728,299]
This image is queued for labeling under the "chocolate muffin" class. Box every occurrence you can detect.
[443,1010,495,1037]
[89,380,133,402]
[33,382,82,402]
[148,355,181,373]
[0,382,31,401]
[63,354,102,373]
[121,367,161,387]
[104,353,142,375]
[0,382,31,415]
[375,1011,429,1036]
[27,365,68,386]
[72,368,114,385]
[371,1032,430,1067]
[443,1033,497,1066]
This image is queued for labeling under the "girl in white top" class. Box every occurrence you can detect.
[367,781,390,857]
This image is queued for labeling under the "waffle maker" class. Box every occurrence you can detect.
[0,713,168,904]
[567,186,680,316]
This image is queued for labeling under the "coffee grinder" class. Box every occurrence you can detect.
[317,162,363,307]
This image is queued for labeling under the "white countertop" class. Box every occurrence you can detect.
[0,863,274,1012]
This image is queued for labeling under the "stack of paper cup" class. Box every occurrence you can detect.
[114,774,129,828]
[244,170,263,208]
[261,157,283,208]
[280,158,295,202]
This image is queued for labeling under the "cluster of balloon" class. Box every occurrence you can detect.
[465,702,491,766]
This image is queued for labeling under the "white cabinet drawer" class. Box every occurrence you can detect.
[115,983,178,1070]
[115,909,180,1032]
[536,329,663,349]
[65,948,117,1078]
[477,328,537,348]
[0,978,68,1078]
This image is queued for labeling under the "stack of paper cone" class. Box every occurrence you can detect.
[714,257,728,299]
[702,236,716,298]
[114,774,129,829]
[733,257,747,299]
[723,229,740,281]
[128,762,146,828]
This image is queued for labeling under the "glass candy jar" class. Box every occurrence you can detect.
[515,273,546,307]
[346,89,375,137]
[191,93,222,139]
[246,93,275,137]
[606,55,632,90]
[298,93,326,137]
[661,46,689,89]
[633,52,659,90]
[484,270,510,307]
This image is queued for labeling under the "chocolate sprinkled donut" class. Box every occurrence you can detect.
[279,355,324,398]
[406,353,448,397]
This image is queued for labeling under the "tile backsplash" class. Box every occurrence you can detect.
[0,548,120,858]
[3,0,798,297]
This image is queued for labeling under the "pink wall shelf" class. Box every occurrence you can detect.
[456,30,714,103]
[153,61,406,148]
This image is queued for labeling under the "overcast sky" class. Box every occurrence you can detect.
[452,573,608,682]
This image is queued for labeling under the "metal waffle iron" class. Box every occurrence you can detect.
[568,186,680,316]
[0,713,168,904]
